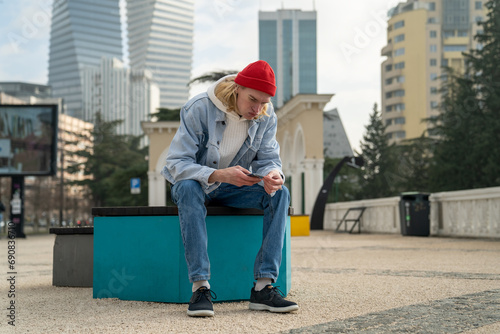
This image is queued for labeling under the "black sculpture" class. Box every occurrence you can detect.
[310,156,364,230]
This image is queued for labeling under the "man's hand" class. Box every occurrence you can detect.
[262,170,283,195]
[208,166,262,187]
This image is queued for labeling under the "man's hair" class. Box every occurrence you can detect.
[214,76,270,118]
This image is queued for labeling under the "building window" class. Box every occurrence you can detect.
[428,17,437,23]
[429,2,436,11]
[430,30,437,38]
[394,90,405,97]
[430,44,437,52]
[443,30,455,38]
[457,31,468,37]
[394,48,405,56]
[387,103,405,112]
[475,1,482,9]
[385,89,404,98]
[443,45,467,52]
[431,101,439,109]
[430,59,437,66]
[430,73,438,81]
[430,87,438,94]
[385,75,405,85]
[475,16,483,23]
[442,58,449,67]
[394,20,404,29]
[394,117,405,124]
[386,119,393,126]
[394,34,405,43]
[386,64,393,72]
[395,131,406,139]
[394,61,405,69]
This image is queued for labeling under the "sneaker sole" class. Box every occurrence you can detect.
[249,303,299,313]
[187,309,214,317]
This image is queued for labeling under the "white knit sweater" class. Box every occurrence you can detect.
[207,76,250,169]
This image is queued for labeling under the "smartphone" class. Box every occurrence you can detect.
[247,173,262,179]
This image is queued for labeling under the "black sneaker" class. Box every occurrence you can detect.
[249,285,299,313]
[187,287,216,317]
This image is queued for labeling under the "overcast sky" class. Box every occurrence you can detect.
[0,0,398,152]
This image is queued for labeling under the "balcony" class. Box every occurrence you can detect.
[383,81,404,92]
[383,96,404,105]
[443,36,469,45]
[381,44,393,57]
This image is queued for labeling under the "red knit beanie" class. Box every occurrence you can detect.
[235,60,276,97]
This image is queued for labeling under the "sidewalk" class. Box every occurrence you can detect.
[1,231,499,333]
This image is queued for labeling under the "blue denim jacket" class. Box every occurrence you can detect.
[161,92,282,194]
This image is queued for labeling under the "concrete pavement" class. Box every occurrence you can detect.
[0,231,499,333]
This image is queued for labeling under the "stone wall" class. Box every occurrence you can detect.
[324,186,500,238]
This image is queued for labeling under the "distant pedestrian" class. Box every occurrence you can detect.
[0,200,5,236]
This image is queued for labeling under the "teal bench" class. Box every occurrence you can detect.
[92,206,292,303]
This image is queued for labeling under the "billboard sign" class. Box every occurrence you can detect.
[0,105,58,176]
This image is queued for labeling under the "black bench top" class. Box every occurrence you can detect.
[49,227,94,235]
[92,206,293,217]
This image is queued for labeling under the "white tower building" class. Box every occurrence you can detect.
[127,0,194,108]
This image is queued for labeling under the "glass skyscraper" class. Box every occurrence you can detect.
[259,9,317,108]
[48,0,123,119]
[127,0,194,109]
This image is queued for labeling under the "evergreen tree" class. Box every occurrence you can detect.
[392,136,433,193]
[356,104,395,199]
[429,0,500,190]
[188,70,238,86]
[323,157,361,202]
[150,70,239,122]
[150,107,181,121]
[66,113,148,206]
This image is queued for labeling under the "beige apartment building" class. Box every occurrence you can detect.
[381,0,488,144]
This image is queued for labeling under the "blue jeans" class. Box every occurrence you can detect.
[171,180,290,283]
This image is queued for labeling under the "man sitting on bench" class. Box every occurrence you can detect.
[162,60,299,317]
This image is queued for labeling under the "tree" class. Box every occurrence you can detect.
[391,136,433,193]
[188,70,238,86]
[428,0,500,191]
[322,156,361,202]
[67,113,148,207]
[106,135,149,206]
[150,107,181,121]
[149,70,239,122]
[356,103,396,199]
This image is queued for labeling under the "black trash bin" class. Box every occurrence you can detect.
[399,192,430,236]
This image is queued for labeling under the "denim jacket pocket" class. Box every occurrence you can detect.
[195,131,208,162]
[250,135,263,152]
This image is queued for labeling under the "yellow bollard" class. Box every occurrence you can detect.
[290,215,310,236]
